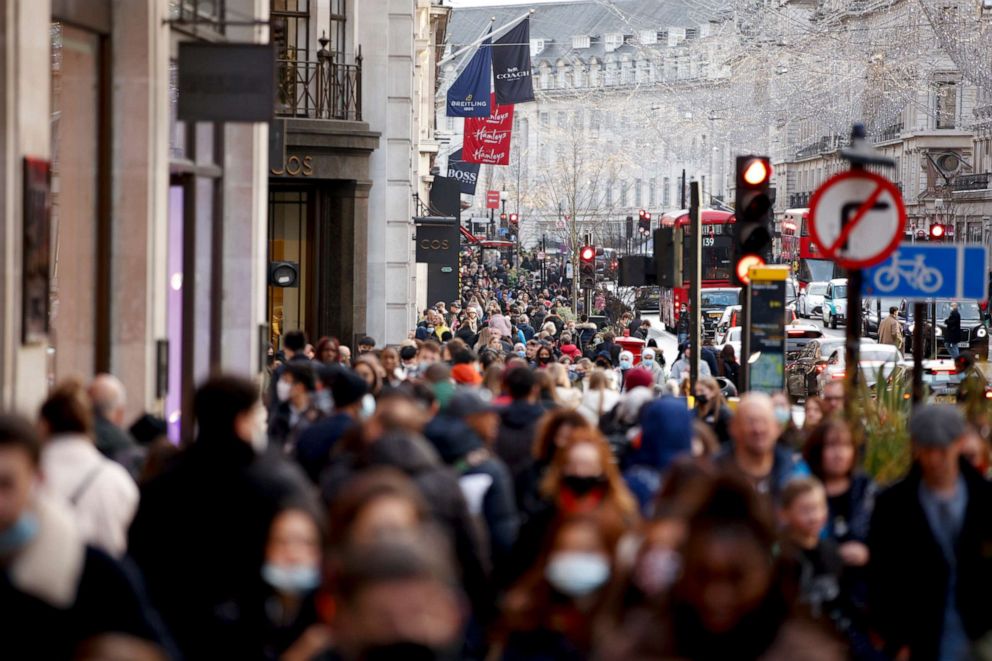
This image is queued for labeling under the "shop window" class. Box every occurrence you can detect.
[268,190,311,349]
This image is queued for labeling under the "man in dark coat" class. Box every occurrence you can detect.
[944,301,962,359]
[294,367,366,483]
[128,376,311,659]
[868,404,992,661]
[496,367,546,510]
[425,391,519,576]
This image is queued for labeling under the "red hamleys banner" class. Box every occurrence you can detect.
[463,93,513,165]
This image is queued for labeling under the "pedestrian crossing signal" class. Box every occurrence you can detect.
[580,245,596,287]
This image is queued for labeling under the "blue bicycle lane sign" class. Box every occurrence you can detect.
[861,243,989,301]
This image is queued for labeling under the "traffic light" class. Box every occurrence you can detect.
[653,227,683,287]
[733,155,774,286]
[509,213,519,226]
[499,212,508,226]
[579,245,596,288]
[638,209,652,236]
[929,223,946,241]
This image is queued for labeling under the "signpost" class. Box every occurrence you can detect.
[747,265,790,393]
[808,170,906,269]
[486,190,500,209]
[862,243,989,301]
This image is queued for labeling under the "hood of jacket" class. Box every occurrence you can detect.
[424,416,484,464]
[631,396,692,469]
[500,400,544,429]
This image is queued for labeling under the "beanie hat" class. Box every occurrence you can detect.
[451,364,483,386]
[623,368,654,391]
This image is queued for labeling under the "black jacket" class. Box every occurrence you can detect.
[424,416,520,575]
[945,308,962,344]
[496,400,547,508]
[128,435,312,658]
[868,460,992,660]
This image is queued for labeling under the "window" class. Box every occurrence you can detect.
[572,35,590,49]
[557,111,567,129]
[540,112,550,130]
[935,81,957,129]
[620,181,629,206]
[590,109,600,136]
[574,66,586,88]
[640,30,657,45]
[649,178,657,206]
[605,33,624,52]
[588,60,600,86]
[663,177,671,206]
[605,185,613,207]
[635,179,643,207]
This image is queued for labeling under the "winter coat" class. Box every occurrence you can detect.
[945,308,963,344]
[128,434,312,658]
[575,322,598,351]
[294,412,358,483]
[878,314,903,348]
[701,346,720,377]
[714,444,810,505]
[623,397,694,514]
[497,400,548,506]
[868,460,992,660]
[41,434,139,558]
[825,472,877,544]
[4,496,173,658]
[699,404,734,447]
[424,416,521,574]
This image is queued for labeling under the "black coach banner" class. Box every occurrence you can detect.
[492,18,535,106]
[447,149,480,196]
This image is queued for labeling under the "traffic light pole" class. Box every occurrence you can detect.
[912,301,925,405]
[690,183,701,390]
[584,232,593,317]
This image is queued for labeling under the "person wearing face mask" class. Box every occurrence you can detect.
[535,344,555,368]
[128,375,311,659]
[616,350,637,391]
[295,369,369,483]
[497,512,625,659]
[240,504,326,659]
[511,429,639,585]
[694,377,734,447]
[268,362,324,454]
[0,414,173,658]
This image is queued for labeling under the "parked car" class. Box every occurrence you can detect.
[785,322,825,363]
[633,286,660,312]
[821,278,849,329]
[715,304,798,344]
[700,288,741,338]
[816,343,903,395]
[785,336,870,399]
[798,281,828,319]
[900,298,989,361]
[888,359,992,402]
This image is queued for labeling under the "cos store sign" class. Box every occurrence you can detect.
[415,224,459,264]
[270,155,314,177]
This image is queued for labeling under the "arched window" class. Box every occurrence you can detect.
[588,58,600,86]
[539,62,551,89]
[556,60,569,88]
[573,60,587,88]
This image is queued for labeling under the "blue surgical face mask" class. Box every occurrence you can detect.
[619,360,633,370]
[0,511,39,556]
[517,350,526,358]
[545,551,610,597]
[261,562,321,595]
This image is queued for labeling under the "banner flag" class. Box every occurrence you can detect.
[446,37,492,117]
[446,149,481,195]
[463,93,513,165]
[492,18,535,105]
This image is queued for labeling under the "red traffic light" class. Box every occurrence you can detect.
[500,212,507,222]
[742,159,771,186]
[929,223,946,240]
[735,255,766,285]
[580,246,595,262]
[509,213,518,224]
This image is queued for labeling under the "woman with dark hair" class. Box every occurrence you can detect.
[314,337,339,365]
[717,344,740,390]
[802,419,876,571]
[497,511,627,659]
[352,356,385,397]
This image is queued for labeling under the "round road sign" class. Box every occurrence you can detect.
[808,170,906,269]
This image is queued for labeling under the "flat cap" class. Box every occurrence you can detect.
[908,404,966,447]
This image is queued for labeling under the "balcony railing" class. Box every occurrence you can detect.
[953,172,991,191]
[276,50,362,121]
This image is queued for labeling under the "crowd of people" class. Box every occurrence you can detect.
[4,252,992,660]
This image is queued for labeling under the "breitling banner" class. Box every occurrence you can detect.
[492,18,535,105]
[446,36,492,117]
[463,93,514,165]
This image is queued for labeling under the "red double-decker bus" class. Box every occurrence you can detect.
[781,208,841,288]
[658,209,736,330]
